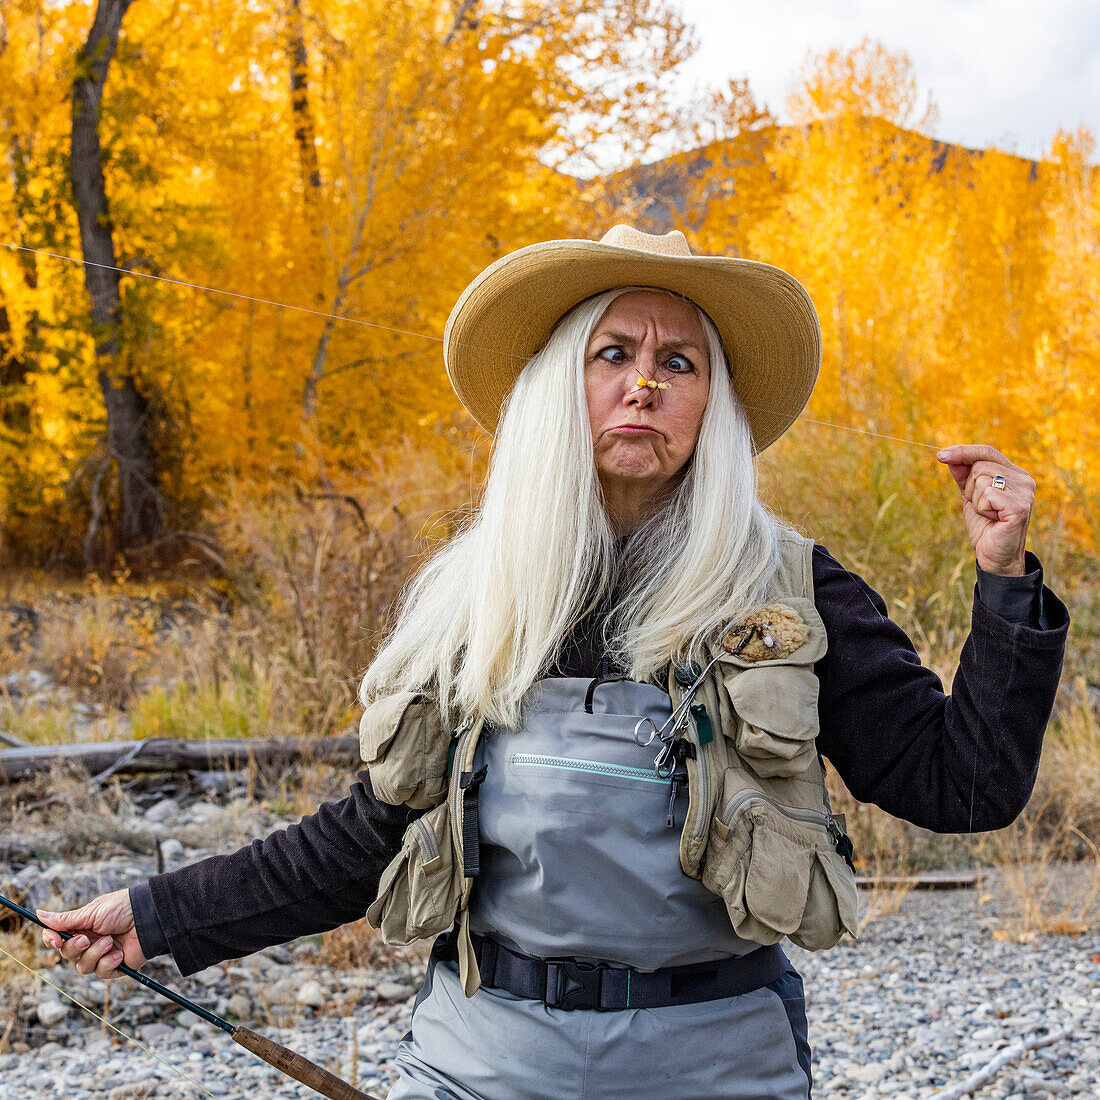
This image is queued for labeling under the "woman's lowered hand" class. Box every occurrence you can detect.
[936,444,1035,576]
[37,888,146,980]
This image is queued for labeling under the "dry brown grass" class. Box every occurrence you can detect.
[975,682,1100,939]
[32,769,154,860]
[0,926,55,1052]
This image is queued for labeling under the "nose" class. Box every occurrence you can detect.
[623,348,662,407]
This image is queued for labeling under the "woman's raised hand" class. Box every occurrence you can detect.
[37,888,147,980]
[937,444,1035,576]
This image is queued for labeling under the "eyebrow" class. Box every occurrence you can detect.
[589,329,705,354]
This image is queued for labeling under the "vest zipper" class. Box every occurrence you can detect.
[413,816,440,865]
[720,787,838,834]
[450,718,478,873]
[686,701,711,841]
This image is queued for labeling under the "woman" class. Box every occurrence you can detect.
[41,226,1068,1098]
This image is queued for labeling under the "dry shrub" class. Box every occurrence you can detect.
[39,586,158,710]
[203,453,477,737]
[36,769,154,860]
[315,917,382,970]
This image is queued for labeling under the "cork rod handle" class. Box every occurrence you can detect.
[232,1025,381,1100]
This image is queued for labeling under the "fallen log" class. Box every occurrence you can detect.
[0,735,361,782]
[855,871,983,890]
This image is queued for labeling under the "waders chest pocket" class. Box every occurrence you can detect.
[358,692,448,809]
[366,801,461,944]
[700,777,858,951]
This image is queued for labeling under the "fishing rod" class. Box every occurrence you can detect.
[0,893,380,1100]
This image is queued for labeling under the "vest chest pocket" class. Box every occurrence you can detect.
[700,777,858,951]
[365,801,461,944]
[358,691,448,809]
[723,664,820,778]
[716,596,828,780]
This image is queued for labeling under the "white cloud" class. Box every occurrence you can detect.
[672,0,1099,159]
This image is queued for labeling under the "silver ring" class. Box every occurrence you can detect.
[991,474,1007,490]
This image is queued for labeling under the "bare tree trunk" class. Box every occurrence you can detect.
[288,0,321,197]
[71,0,162,560]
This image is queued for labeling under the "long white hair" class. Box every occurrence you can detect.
[360,287,786,728]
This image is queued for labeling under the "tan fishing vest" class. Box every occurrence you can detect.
[359,530,859,996]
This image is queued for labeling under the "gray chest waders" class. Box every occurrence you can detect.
[386,678,814,1100]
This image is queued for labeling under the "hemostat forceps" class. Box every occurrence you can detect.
[635,625,759,777]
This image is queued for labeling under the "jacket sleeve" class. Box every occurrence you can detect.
[812,546,1069,833]
[130,770,424,976]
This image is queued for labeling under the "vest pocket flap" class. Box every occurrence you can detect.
[358,692,448,809]
[727,664,819,741]
[716,597,827,668]
[366,802,461,945]
[359,691,425,765]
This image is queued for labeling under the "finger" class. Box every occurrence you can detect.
[37,907,93,933]
[963,463,1017,503]
[941,459,972,491]
[937,443,1010,468]
[76,935,118,977]
[973,483,1007,521]
[58,934,92,962]
[95,947,126,980]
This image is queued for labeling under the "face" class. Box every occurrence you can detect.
[584,290,711,507]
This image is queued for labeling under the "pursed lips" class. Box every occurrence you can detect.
[609,424,660,435]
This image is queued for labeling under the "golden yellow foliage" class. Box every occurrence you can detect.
[0,20,1095,563]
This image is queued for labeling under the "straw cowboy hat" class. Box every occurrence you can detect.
[443,224,822,453]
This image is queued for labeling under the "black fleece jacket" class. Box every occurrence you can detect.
[131,548,1069,976]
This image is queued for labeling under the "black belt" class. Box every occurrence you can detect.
[433,932,789,1011]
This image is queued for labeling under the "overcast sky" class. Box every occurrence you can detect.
[671,0,1099,161]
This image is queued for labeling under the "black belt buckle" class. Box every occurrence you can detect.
[549,959,606,1010]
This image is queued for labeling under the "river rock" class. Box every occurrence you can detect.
[375,980,413,1001]
[296,980,327,1008]
[36,999,70,1027]
[144,798,179,824]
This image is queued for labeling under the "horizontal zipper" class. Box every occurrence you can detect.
[720,787,835,832]
[512,753,670,785]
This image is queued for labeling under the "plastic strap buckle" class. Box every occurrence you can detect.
[547,959,607,1010]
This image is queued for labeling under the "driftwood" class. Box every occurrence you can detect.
[0,735,361,782]
[934,1025,1072,1098]
[856,871,983,890]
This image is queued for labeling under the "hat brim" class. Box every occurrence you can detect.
[443,238,821,453]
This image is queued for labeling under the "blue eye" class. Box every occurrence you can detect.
[598,346,627,363]
[665,354,693,372]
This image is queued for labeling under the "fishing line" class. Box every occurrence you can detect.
[0,943,218,1098]
[0,241,446,346]
[0,239,954,455]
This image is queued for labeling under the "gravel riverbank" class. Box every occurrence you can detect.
[1,782,1096,1099]
[2,878,1096,1099]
